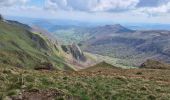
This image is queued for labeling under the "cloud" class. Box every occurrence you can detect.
[1,0,170,24]
[0,0,28,7]
[45,0,170,15]
[137,0,169,7]
[45,0,140,12]
[135,0,170,16]
[137,1,170,15]
[2,0,169,16]
[92,0,139,12]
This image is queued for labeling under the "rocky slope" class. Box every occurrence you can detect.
[61,43,86,62]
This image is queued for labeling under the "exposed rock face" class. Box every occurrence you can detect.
[69,43,86,61]
[140,59,170,69]
[61,43,86,62]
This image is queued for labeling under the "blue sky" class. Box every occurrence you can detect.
[27,0,45,7]
[0,0,170,24]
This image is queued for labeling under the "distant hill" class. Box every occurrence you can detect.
[83,27,170,66]
[88,24,134,36]
[49,24,133,44]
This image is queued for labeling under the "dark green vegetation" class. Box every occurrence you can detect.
[0,19,72,70]
[1,64,170,100]
[50,24,170,67]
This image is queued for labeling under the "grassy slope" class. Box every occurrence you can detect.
[1,65,170,100]
[85,52,136,68]
[84,61,120,71]
[0,21,72,70]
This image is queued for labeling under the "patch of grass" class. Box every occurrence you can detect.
[1,63,170,99]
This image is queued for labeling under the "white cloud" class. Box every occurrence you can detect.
[45,0,140,12]
[45,0,170,16]
[0,0,28,7]
[45,0,68,10]
[137,1,170,15]
[1,0,170,24]
[92,0,139,12]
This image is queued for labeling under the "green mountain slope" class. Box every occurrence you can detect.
[0,19,72,70]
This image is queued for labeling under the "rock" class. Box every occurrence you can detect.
[69,43,86,61]
[61,43,86,62]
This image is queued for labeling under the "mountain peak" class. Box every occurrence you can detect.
[99,24,133,33]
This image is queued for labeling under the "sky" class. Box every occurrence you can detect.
[0,0,170,24]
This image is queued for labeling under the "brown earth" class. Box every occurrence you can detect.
[11,89,80,100]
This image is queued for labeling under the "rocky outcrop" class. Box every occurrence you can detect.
[140,59,170,69]
[34,62,54,70]
[61,43,86,62]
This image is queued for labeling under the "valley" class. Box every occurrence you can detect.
[48,24,170,67]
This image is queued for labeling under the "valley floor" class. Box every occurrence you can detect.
[1,65,170,100]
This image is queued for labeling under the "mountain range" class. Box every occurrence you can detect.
[46,24,170,67]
